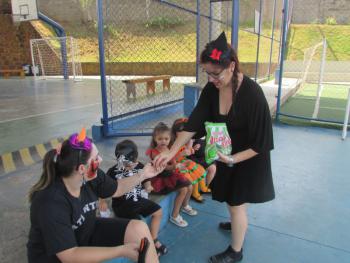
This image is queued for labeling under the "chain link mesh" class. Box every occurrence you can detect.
[281,12,350,127]
[100,0,284,135]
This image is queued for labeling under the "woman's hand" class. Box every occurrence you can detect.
[153,150,175,170]
[217,151,233,165]
[142,163,165,179]
[122,243,139,261]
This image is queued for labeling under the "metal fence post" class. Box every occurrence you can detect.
[276,0,289,122]
[254,0,263,81]
[97,0,109,136]
[196,0,200,82]
[231,0,239,51]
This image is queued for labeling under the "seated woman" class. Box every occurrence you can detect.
[26,128,162,263]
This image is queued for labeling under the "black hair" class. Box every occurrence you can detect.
[28,140,91,202]
[114,140,138,162]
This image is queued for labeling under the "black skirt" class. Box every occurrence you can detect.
[209,153,275,206]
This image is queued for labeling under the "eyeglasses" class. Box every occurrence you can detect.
[203,68,227,80]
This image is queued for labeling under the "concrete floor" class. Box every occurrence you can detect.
[1,125,349,263]
[1,77,349,263]
[0,78,102,154]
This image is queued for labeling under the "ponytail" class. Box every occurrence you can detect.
[28,149,57,202]
[28,139,91,202]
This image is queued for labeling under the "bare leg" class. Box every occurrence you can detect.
[172,187,187,218]
[227,204,248,252]
[182,184,193,207]
[206,164,216,186]
[124,220,159,262]
[150,209,162,240]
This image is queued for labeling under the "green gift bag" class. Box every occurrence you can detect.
[204,122,232,164]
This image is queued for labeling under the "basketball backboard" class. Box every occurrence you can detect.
[11,0,38,23]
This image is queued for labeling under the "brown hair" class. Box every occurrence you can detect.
[28,140,91,202]
[150,122,171,149]
[200,42,241,113]
[170,118,188,146]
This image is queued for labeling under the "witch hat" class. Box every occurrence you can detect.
[209,32,228,61]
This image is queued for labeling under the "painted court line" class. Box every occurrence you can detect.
[0,103,101,124]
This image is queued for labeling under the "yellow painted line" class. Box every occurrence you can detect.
[50,138,60,149]
[19,148,35,166]
[35,144,47,159]
[2,153,16,173]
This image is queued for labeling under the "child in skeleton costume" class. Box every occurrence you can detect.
[102,140,168,256]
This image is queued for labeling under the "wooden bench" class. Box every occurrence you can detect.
[122,75,171,100]
[0,69,25,79]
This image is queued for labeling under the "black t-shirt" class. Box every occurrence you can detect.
[27,169,118,263]
[106,162,145,207]
[184,75,275,205]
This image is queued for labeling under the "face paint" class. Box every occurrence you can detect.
[87,159,99,178]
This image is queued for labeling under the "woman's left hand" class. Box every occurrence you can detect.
[217,151,232,164]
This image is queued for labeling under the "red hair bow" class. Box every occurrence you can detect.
[210,48,222,61]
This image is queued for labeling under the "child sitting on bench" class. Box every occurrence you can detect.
[100,140,168,257]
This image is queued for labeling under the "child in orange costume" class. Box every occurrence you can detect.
[171,118,211,203]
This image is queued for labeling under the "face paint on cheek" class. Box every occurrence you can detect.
[87,160,99,178]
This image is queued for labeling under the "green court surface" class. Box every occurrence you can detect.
[280,83,350,128]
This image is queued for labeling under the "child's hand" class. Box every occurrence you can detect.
[193,143,201,151]
[182,148,192,156]
[99,199,108,212]
[145,185,154,193]
[143,181,154,193]
[176,163,186,170]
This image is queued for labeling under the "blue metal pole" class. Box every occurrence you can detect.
[267,0,277,79]
[38,12,68,80]
[209,1,213,41]
[97,0,109,136]
[254,0,263,81]
[276,0,289,122]
[231,0,239,51]
[196,0,200,82]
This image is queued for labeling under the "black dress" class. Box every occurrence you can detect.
[184,75,275,206]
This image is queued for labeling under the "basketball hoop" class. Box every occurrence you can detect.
[11,0,38,23]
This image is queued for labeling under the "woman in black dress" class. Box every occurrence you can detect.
[154,32,275,263]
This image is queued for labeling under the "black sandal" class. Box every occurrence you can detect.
[138,237,150,263]
[154,238,168,256]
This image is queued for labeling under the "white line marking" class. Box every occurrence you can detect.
[0,103,101,124]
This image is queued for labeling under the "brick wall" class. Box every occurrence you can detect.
[0,15,41,70]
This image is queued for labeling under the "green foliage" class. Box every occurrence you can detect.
[286,24,350,61]
[79,0,94,9]
[145,16,185,31]
[325,16,337,25]
[103,24,118,37]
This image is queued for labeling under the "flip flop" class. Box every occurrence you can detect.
[138,237,150,263]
